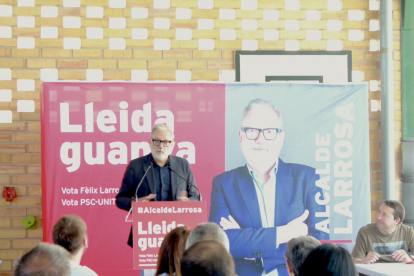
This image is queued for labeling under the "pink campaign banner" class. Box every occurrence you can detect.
[41,82,225,276]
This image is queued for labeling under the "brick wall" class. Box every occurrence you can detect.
[0,0,401,274]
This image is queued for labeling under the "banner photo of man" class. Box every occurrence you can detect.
[209,83,370,276]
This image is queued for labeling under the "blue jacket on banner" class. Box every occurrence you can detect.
[209,159,329,276]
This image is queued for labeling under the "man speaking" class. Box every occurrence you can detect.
[209,99,328,276]
[116,123,198,247]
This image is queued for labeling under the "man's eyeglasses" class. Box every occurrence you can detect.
[241,128,282,140]
[152,139,172,146]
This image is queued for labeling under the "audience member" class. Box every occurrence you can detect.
[53,215,98,276]
[156,226,192,276]
[13,242,71,276]
[181,240,235,276]
[352,199,414,264]
[285,236,321,276]
[300,243,358,276]
[186,222,229,251]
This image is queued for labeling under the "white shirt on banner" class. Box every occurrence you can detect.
[247,162,279,276]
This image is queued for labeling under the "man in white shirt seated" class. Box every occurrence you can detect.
[352,200,414,264]
[53,215,98,276]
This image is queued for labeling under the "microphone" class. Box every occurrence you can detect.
[135,162,153,202]
[168,165,201,201]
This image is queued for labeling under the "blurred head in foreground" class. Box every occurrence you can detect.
[300,243,358,276]
[13,242,71,276]
[156,226,192,276]
[186,222,229,251]
[285,236,321,276]
[181,240,235,276]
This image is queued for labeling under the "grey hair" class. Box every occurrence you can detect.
[181,241,235,276]
[151,123,174,140]
[186,223,230,252]
[242,98,283,129]
[286,236,321,276]
[13,242,71,276]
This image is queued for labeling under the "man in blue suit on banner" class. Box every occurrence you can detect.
[209,99,329,276]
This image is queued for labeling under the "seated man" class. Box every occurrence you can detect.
[181,240,235,276]
[53,215,98,276]
[285,236,321,276]
[13,242,71,276]
[186,222,230,251]
[352,200,414,264]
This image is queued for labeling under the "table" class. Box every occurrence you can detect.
[356,263,414,276]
